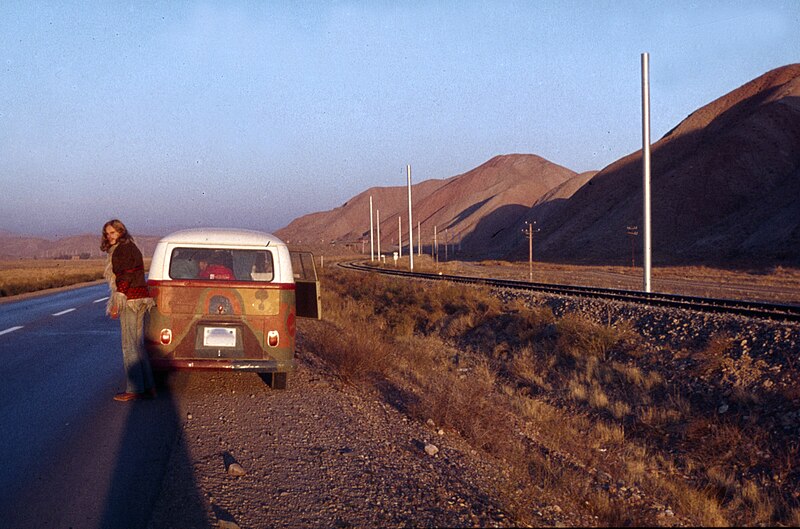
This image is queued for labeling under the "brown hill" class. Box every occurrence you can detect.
[277,178,449,249]
[476,170,598,259]
[520,63,800,267]
[277,154,577,256]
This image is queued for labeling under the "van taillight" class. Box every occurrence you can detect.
[160,329,173,345]
[267,330,279,347]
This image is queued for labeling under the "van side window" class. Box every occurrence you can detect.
[290,251,318,281]
[169,248,274,282]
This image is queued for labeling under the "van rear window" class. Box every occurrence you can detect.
[168,248,274,282]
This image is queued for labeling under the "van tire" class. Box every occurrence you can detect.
[270,372,288,390]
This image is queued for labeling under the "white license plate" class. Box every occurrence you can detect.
[203,327,236,347]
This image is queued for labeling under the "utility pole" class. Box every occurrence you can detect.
[523,221,539,281]
[528,223,532,281]
[407,165,414,271]
[642,52,652,292]
[376,209,381,261]
[398,216,402,258]
[369,195,374,261]
[418,221,421,256]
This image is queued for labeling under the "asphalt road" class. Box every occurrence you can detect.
[0,285,183,529]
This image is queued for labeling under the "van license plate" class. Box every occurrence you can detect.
[204,327,236,347]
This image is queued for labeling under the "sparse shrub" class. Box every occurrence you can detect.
[672,485,728,527]
[609,400,631,420]
[588,383,610,410]
[593,420,626,446]
[568,378,587,402]
[512,393,558,424]
[720,352,768,388]
[509,345,551,391]
[526,452,565,492]
[585,489,638,526]
[625,459,647,480]
[306,319,391,383]
[438,311,475,340]
[555,313,626,362]
[692,333,733,377]
[310,264,800,527]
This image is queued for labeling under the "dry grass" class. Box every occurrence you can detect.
[0,258,153,298]
[0,258,106,297]
[300,264,799,527]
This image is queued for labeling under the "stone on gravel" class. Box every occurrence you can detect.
[227,463,247,477]
[424,443,439,457]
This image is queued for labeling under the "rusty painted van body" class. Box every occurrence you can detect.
[144,228,319,389]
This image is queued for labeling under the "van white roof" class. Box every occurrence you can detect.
[156,228,286,247]
[148,228,293,282]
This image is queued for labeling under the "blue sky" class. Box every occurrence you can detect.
[1,1,798,237]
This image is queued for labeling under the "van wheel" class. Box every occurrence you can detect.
[259,372,288,390]
[270,372,288,390]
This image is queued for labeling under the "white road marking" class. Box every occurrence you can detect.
[0,326,24,336]
[52,308,76,316]
[94,297,109,303]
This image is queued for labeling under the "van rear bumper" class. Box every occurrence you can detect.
[150,358,294,373]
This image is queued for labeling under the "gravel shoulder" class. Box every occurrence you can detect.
[147,333,538,529]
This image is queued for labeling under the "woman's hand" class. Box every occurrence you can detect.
[108,291,126,319]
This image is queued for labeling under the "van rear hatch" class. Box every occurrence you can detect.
[146,280,295,366]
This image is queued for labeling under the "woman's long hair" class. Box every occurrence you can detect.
[100,219,133,252]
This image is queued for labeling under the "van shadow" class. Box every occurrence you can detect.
[98,369,213,529]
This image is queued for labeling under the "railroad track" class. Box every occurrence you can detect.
[338,261,800,323]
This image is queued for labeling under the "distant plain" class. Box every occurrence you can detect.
[2,254,797,305]
[0,258,148,299]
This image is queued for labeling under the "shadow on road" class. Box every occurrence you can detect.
[98,371,213,529]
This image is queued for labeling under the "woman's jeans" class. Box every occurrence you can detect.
[120,301,155,393]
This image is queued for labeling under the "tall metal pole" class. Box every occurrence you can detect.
[641,52,652,293]
[418,221,421,256]
[407,165,414,271]
[376,209,381,260]
[398,216,402,258]
[369,195,374,261]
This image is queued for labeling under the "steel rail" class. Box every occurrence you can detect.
[338,261,800,323]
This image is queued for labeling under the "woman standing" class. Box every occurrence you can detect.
[101,219,157,402]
